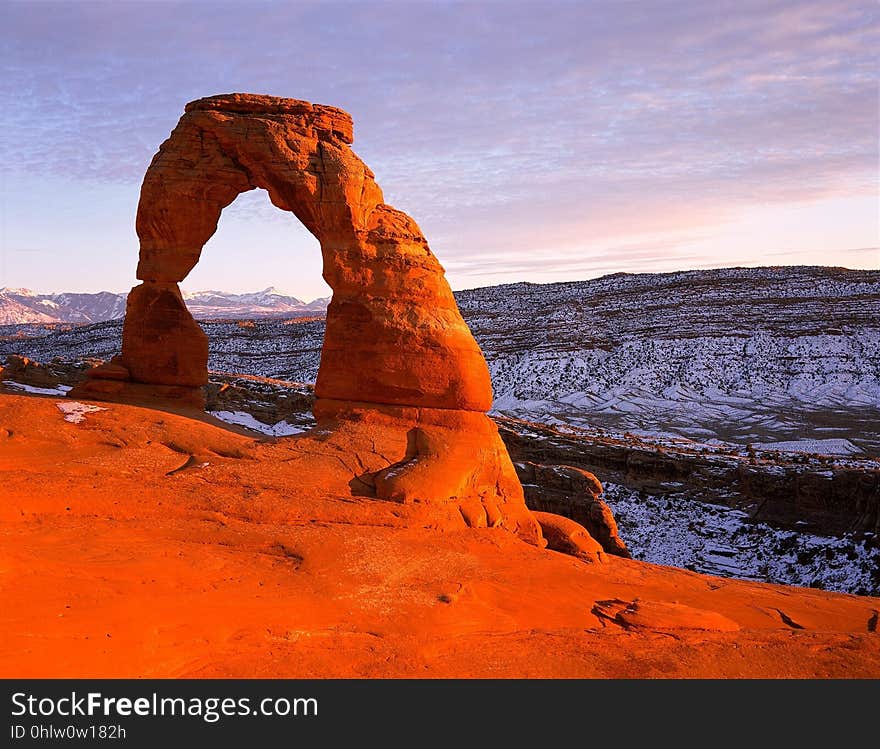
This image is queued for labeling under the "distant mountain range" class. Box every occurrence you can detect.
[0,286,329,324]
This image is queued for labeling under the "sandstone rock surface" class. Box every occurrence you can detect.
[533,511,605,561]
[1,355,94,390]
[314,399,542,545]
[516,461,629,556]
[593,598,742,632]
[1,355,60,388]
[2,393,879,678]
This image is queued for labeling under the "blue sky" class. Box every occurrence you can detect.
[1,0,877,300]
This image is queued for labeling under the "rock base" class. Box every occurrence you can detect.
[313,398,544,546]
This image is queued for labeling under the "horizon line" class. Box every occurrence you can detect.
[2,260,877,298]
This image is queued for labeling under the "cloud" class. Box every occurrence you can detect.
[1,0,877,292]
[764,245,879,259]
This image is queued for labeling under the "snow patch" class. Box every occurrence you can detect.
[209,410,307,436]
[4,381,73,396]
[603,483,879,596]
[752,438,862,456]
[56,401,106,424]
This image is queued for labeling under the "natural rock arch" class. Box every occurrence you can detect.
[83,93,491,411]
[74,93,542,545]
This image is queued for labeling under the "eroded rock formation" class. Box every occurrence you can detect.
[1,355,93,390]
[7,392,880,678]
[71,93,543,545]
[515,461,630,557]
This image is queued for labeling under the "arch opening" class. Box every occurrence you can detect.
[187,188,331,310]
[190,189,329,434]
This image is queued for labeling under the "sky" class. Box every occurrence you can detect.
[1,0,877,301]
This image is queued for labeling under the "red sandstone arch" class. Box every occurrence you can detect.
[73,94,542,546]
[92,93,492,411]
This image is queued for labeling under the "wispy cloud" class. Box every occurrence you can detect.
[1,0,877,294]
[764,245,879,258]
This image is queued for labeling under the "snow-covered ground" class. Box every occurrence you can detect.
[604,483,879,596]
[485,331,880,454]
[3,381,72,396]
[460,267,880,455]
[56,401,106,424]
[750,438,861,456]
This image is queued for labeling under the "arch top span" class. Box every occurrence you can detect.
[136,92,381,284]
[185,93,355,143]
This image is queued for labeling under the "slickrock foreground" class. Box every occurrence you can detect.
[2,393,878,678]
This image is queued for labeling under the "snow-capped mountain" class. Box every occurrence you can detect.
[181,287,330,318]
[0,288,127,324]
[0,287,329,323]
[0,295,56,324]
